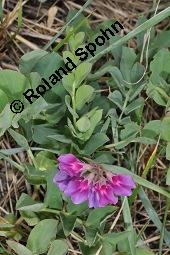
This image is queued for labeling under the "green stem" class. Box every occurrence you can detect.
[118,88,132,123]
[72,82,77,126]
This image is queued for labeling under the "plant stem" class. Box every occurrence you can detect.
[72,82,77,126]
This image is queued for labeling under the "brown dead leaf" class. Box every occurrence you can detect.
[47,6,58,28]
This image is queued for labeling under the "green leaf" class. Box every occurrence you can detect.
[132,137,156,145]
[108,90,123,109]
[16,193,44,212]
[86,206,116,227]
[20,211,39,226]
[166,167,170,186]
[44,168,63,209]
[120,122,140,140]
[19,50,48,74]
[120,47,136,82]
[76,85,94,110]
[69,32,85,52]
[25,164,46,185]
[150,49,170,77]
[76,116,91,132]
[20,51,63,88]
[124,97,144,115]
[146,81,168,106]
[7,241,33,255]
[85,226,98,246]
[60,213,77,236]
[62,72,75,94]
[74,62,92,87]
[47,240,68,255]
[63,51,78,65]
[67,201,88,216]
[32,124,58,145]
[130,62,145,83]
[166,143,170,160]
[0,70,27,97]
[78,109,103,141]
[12,97,48,129]
[142,120,161,139]
[151,31,170,51]
[161,117,170,141]
[35,151,56,171]
[79,243,101,255]
[27,219,58,254]
[83,133,109,155]
[8,129,29,150]
[65,95,79,118]
[48,134,72,144]
[100,241,115,255]
[0,89,8,112]
[0,104,14,137]
[103,231,130,245]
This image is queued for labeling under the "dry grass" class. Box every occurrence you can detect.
[1,0,170,254]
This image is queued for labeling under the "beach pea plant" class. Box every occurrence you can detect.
[1,5,170,255]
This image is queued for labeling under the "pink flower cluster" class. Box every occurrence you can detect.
[53,154,135,208]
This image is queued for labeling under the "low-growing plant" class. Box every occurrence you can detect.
[1,3,170,255]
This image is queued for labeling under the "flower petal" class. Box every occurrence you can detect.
[53,171,71,191]
[71,191,88,204]
[64,180,78,196]
[58,153,77,164]
[111,175,135,196]
[58,153,86,176]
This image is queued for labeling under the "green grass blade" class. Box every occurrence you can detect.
[103,164,170,198]
[43,0,92,51]
[122,197,136,255]
[159,198,170,255]
[142,140,159,178]
[89,7,170,62]
[138,187,170,248]
[0,153,25,172]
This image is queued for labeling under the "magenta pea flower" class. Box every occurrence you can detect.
[53,154,135,208]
